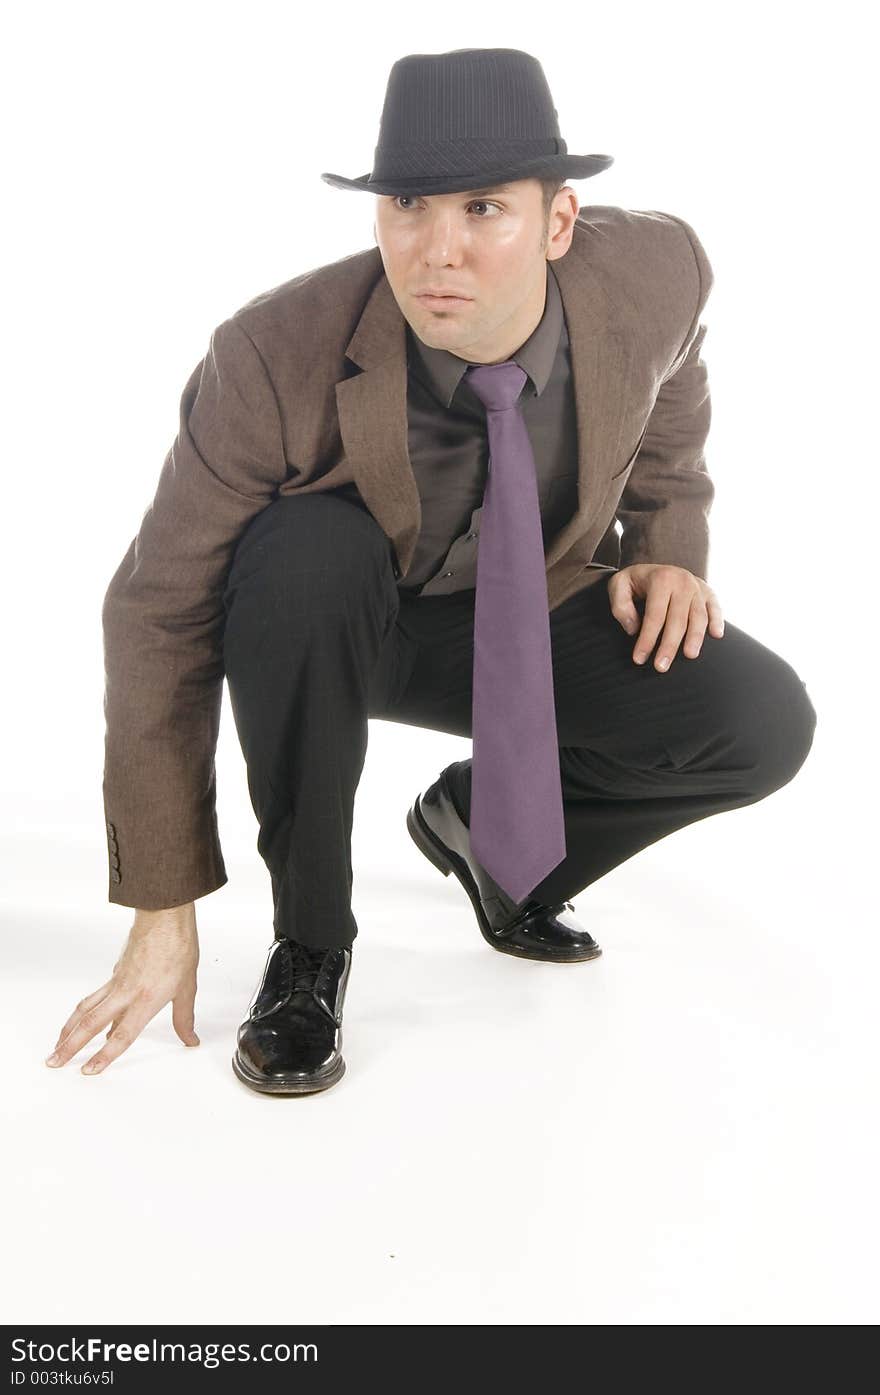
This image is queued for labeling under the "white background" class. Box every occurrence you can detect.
[2,0,876,1325]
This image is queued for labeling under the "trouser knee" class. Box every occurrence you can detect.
[740,652,818,796]
[222,492,397,638]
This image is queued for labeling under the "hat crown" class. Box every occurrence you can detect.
[378,48,562,146]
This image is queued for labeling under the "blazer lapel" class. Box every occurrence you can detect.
[335,273,422,576]
[335,219,637,580]
[544,244,636,566]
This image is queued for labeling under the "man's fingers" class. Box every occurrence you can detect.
[611,568,724,666]
[707,594,725,637]
[50,981,116,1055]
[632,587,674,664]
[635,590,691,671]
[81,1004,158,1075]
[46,993,126,1068]
[607,578,640,634]
[683,603,710,659]
[172,982,200,1048]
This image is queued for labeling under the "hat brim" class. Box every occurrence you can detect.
[320,152,613,195]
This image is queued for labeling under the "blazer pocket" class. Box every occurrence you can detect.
[610,422,649,480]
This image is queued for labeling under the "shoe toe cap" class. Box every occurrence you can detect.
[237,1017,339,1077]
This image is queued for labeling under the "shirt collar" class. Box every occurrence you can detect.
[406,262,563,409]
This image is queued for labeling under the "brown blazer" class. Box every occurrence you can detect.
[101,203,715,910]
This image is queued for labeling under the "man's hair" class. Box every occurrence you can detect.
[537,175,566,223]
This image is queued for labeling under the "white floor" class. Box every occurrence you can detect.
[3,715,875,1326]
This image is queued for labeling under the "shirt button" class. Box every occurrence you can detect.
[441,571,454,578]
[466,532,477,541]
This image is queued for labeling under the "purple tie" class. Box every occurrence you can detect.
[464,360,567,905]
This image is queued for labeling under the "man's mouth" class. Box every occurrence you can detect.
[416,293,472,308]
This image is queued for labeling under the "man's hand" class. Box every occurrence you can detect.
[607,563,724,672]
[45,904,200,1076]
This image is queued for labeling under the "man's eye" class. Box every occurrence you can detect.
[392,197,499,215]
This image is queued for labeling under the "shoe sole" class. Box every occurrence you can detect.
[406,797,602,964]
[231,1049,346,1096]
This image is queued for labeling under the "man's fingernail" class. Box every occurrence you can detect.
[45,1053,60,1066]
[658,657,669,670]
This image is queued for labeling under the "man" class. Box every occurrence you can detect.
[45,48,816,1094]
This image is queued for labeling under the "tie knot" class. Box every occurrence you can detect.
[465,361,528,413]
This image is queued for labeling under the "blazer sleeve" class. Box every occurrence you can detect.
[615,215,716,581]
[101,315,287,909]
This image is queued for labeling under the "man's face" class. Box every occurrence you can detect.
[373,177,577,364]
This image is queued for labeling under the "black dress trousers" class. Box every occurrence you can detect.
[221,493,817,949]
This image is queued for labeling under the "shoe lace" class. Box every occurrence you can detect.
[285,939,329,994]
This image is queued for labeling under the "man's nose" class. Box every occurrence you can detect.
[419,219,467,262]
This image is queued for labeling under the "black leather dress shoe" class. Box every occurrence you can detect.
[406,767,602,964]
[232,937,352,1095]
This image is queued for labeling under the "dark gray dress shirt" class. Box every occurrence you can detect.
[398,260,580,596]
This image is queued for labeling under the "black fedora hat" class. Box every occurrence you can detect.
[321,47,614,197]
